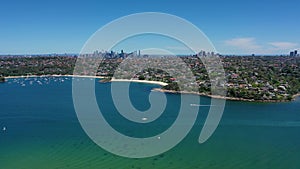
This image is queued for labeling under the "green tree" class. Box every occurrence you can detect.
[0,76,5,83]
[138,75,145,80]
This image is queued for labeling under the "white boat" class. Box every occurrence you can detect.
[190,104,214,107]
[190,104,199,107]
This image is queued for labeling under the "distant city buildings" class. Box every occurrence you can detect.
[88,50,144,59]
[290,50,298,57]
[197,50,218,57]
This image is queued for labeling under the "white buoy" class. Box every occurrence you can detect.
[142,118,148,121]
[3,127,6,131]
[157,136,161,140]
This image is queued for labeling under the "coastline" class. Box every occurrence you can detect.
[152,88,300,103]
[3,75,299,102]
[292,93,300,100]
[110,78,168,86]
[4,75,168,86]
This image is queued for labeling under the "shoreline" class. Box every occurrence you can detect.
[152,88,300,103]
[292,93,300,100]
[3,75,168,86]
[3,75,299,102]
[110,78,168,86]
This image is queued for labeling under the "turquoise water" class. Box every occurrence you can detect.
[0,77,300,169]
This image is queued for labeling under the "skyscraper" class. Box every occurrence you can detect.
[290,51,295,57]
[290,50,298,57]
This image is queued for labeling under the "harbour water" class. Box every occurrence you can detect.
[0,77,300,169]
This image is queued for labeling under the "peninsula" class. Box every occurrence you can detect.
[1,52,300,102]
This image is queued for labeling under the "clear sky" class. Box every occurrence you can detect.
[1,0,299,55]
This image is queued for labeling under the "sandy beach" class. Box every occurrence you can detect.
[4,75,168,86]
[110,78,168,86]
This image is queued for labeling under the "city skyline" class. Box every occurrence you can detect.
[1,0,299,55]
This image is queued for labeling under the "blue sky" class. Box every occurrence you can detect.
[0,0,299,55]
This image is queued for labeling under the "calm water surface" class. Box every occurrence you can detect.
[0,77,300,169]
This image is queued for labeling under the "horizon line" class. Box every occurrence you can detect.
[0,50,297,56]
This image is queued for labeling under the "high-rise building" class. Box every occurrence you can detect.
[120,50,124,58]
[198,50,206,57]
[290,51,295,57]
[290,50,298,57]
